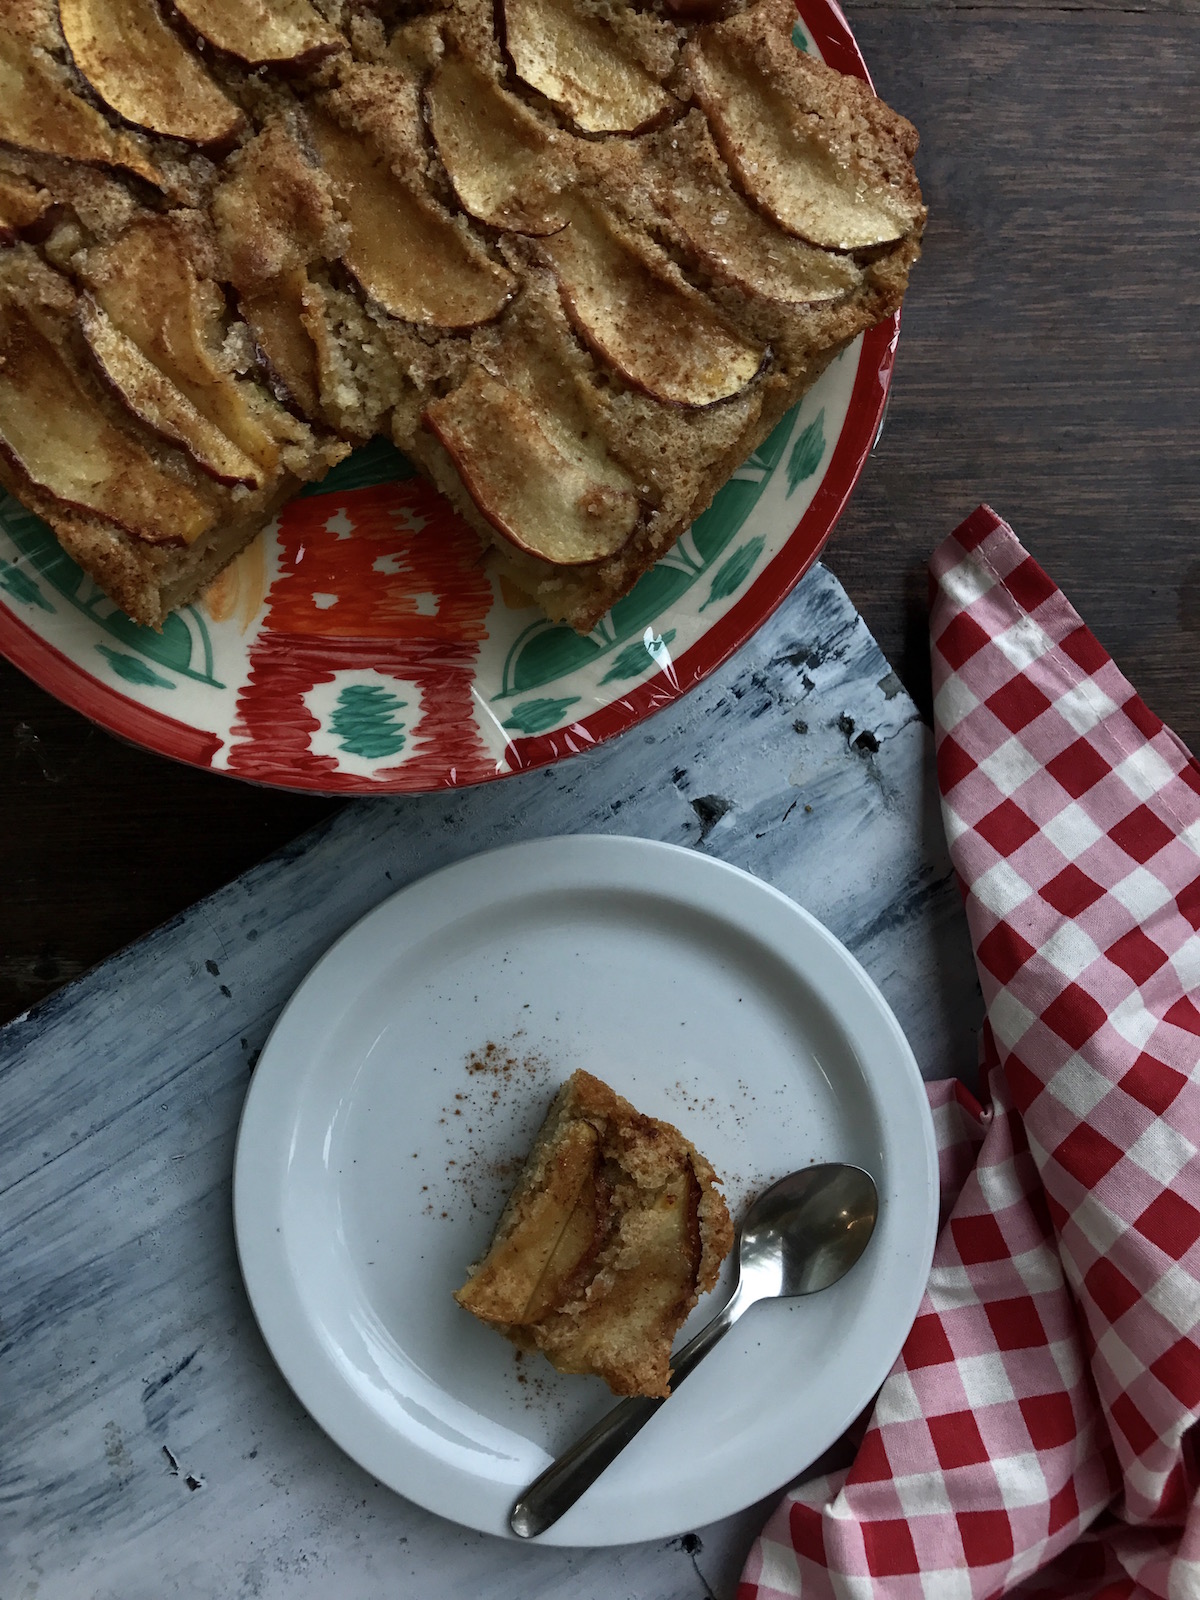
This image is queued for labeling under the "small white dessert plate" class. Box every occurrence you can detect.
[233,836,937,1545]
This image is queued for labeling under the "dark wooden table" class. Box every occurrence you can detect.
[2,0,1196,1026]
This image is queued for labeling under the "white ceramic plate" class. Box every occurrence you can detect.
[233,837,938,1545]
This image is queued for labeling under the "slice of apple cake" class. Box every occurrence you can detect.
[0,0,924,632]
[455,1069,734,1397]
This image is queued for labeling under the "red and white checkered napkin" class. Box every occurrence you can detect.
[740,505,1200,1600]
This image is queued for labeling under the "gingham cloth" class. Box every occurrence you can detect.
[740,505,1200,1600]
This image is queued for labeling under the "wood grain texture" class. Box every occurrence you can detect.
[0,2,1196,1022]
[0,657,338,1019]
[1,561,980,1600]
[826,6,1200,746]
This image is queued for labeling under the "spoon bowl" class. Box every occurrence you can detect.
[510,1162,879,1538]
[738,1164,880,1303]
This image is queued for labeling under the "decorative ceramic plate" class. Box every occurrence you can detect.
[233,837,938,1544]
[0,5,896,795]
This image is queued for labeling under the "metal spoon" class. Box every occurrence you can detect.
[510,1162,879,1538]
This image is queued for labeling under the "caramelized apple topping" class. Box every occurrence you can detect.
[686,22,923,250]
[59,0,244,150]
[0,29,162,188]
[0,291,213,545]
[541,198,766,406]
[455,1119,603,1324]
[644,115,862,306]
[309,111,516,330]
[80,295,262,488]
[502,0,675,134]
[425,367,640,565]
[172,0,344,70]
[426,52,568,237]
[240,269,321,418]
[83,219,282,474]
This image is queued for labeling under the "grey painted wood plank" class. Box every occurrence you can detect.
[1,562,980,1600]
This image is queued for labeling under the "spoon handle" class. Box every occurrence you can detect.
[509,1283,751,1539]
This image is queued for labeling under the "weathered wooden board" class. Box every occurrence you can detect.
[1,563,980,1599]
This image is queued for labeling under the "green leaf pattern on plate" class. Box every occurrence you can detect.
[792,19,810,51]
[0,557,53,612]
[787,408,826,496]
[700,537,766,613]
[499,622,604,699]
[96,645,175,689]
[502,696,582,735]
[598,629,677,685]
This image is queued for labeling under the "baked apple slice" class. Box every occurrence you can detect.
[541,200,766,407]
[59,0,244,150]
[239,269,321,417]
[0,30,162,188]
[647,118,862,306]
[84,220,282,475]
[172,0,344,70]
[502,0,673,134]
[80,296,262,488]
[425,53,566,236]
[0,295,213,546]
[425,368,640,566]
[454,1119,601,1324]
[686,32,920,251]
[309,113,515,330]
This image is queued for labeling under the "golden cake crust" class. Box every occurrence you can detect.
[455,1069,734,1398]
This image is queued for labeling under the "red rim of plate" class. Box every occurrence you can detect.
[0,0,897,794]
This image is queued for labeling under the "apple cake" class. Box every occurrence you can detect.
[455,1069,734,1398]
[0,0,925,633]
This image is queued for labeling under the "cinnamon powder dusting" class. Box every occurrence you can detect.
[420,1029,554,1220]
